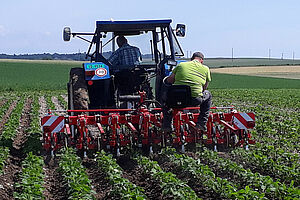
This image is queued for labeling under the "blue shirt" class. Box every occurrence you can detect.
[108,44,142,66]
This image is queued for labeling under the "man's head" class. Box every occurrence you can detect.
[191,52,204,63]
[116,36,128,47]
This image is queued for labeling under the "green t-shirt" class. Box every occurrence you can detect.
[172,60,211,97]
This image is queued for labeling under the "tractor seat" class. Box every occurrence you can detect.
[166,85,191,108]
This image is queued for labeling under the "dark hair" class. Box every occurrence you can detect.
[117,36,127,46]
[191,52,204,60]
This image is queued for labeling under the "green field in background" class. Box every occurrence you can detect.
[210,73,300,89]
[0,59,299,91]
[0,61,80,91]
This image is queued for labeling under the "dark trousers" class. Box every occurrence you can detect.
[162,90,212,129]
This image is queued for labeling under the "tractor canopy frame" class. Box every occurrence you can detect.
[70,19,185,65]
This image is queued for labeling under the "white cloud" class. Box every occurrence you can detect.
[0,25,8,36]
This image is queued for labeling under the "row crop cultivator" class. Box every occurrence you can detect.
[41,102,255,156]
[41,19,255,156]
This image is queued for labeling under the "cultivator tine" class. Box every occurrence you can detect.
[181,145,185,153]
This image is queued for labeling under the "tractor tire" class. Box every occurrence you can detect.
[68,68,89,110]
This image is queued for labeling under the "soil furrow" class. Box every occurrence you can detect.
[12,98,33,149]
[43,158,68,200]
[0,100,17,134]
[51,96,65,114]
[0,99,7,107]
[117,156,164,200]
[0,98,32,199]
[82,158,113,199]
[39,96,48,117]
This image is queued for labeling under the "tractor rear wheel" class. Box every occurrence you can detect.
[68,68,89,110]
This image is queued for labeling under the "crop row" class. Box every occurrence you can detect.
[134,154,200,199]
[0,96,25,150]
[0,98,12,119]
[0,146,9,174]
[96,151,147,199]
[212,89,300,110]
[230,148,299,186]
[161,148,265,200]
[57,94,68,109]
[249,142,299,168]
[0,96,25,140]
[59,148,96,199]
[23,95,43,154]
[195,148,299,199]
[45,93,56,111]
[14,152,45,199]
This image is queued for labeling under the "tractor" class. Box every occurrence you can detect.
[41,19,255,156]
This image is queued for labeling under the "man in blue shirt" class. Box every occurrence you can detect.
[108,36,142,66]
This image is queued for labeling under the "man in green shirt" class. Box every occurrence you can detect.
[162,52,212,131]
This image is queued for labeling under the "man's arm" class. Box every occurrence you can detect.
[108,51,119,66]
[203,81,209,91]
[165,73,175,84]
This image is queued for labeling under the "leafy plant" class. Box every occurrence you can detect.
[59,148,96,199]
[162,148,265,200]
[14,152,45,199]
[133,153,200,200]
[96,151,147,199]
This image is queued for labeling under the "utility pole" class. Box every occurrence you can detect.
[231,48,234,62]
[293,51,295,60]
[186,50,189,58]
[281,53,284,60]
[268,49,271,60]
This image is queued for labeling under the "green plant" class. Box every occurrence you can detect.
[134,154,200,200]
[96,151,147,199]
[14,152,45,199]
[59,148,96,199]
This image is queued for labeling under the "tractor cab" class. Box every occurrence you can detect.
[64,19,186,110]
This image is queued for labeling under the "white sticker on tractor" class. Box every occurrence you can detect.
[95,68,107,77]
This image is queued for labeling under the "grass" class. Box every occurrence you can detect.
[1,59,299,91]
[0,61,80,91]
[210,73,300,89]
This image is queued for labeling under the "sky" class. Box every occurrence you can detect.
[0,0,300,58]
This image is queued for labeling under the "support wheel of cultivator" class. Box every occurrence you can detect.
[68,68,89,110]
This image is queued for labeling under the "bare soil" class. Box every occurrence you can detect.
[0,99,7,108]
[43,158,68,200]
[51,96,65,114]
[39,96,48,117]
[82,159,114,200]
[211,65,300,79]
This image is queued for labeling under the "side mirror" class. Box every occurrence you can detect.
[175,24,186,37]
[63,27,71,41]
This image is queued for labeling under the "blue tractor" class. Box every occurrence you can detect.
[63,19,186,111]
